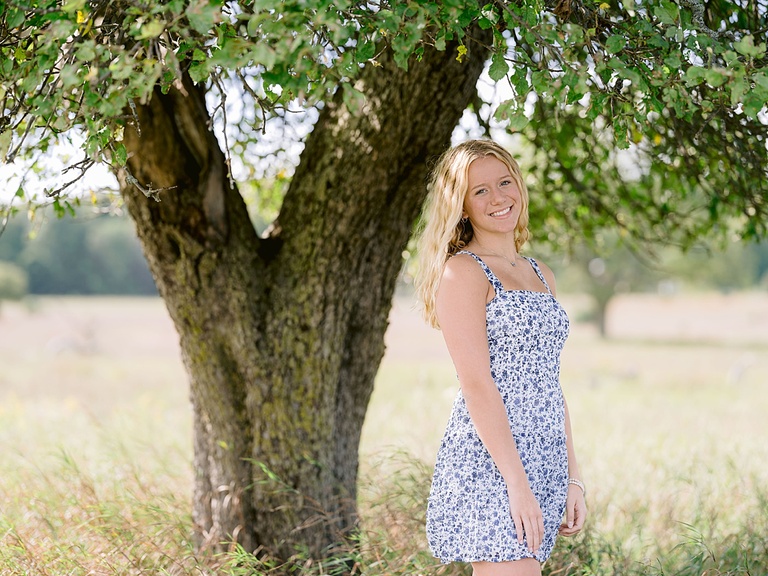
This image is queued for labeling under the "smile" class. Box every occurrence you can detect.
[489,206,512,217]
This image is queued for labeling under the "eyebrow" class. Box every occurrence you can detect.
[469,174,513,191]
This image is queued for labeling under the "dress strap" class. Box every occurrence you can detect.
[524,257,552,295]
[455,250,505,295]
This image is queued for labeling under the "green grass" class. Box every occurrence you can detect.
[1,294,767,574]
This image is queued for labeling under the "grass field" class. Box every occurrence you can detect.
[1,292,767,575]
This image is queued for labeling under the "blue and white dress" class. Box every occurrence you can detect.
[426,251,570,563]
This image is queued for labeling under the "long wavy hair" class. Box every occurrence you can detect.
[415,139,530,329]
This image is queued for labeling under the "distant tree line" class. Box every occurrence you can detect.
[0,211,156,296]
[548,237,768,336]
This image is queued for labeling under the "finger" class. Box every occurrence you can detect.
[566,496,575,528]
[513,516,525,545]
[525,515,541,553]
[574,501,587,530]
[536,515,545,552]
[524,517,535,552]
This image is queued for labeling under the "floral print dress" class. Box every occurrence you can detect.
[426,251,570,563]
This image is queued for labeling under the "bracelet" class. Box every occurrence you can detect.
[568,478,586,496]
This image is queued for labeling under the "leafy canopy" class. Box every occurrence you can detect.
[1,0,766,243]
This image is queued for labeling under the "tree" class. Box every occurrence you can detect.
[2,0,767,560]
[557,239,663,337]
[0,260,28,313]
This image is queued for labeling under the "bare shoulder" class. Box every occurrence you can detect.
[439,253,489,298]
[530,257,558,295]
[437,253,489,330]
[443,252,485,282]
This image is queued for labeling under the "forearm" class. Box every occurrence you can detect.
[462,378,528,487]
[564,398,582,481]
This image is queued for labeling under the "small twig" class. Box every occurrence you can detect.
[5,111,36,163]
[122,165,174,202]
[209,70,235,190]
[45,158,98,197]
[128,99,141,137]
[472,94,491,136]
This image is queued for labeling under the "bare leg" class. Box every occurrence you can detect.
[472,558,541,576]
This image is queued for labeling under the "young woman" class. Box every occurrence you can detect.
[416,140,586,576]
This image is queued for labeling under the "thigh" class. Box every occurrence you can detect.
[472,558,541,576]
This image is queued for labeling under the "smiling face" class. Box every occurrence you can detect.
[463,155,523,237]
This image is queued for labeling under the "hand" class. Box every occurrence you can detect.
[559,484,587,536]
[507,482,544,554]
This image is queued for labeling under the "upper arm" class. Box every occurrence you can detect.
[435,255,493,387]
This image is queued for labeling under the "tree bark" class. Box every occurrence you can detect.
[118,32,489,558]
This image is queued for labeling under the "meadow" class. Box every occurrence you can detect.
[0,291,766,575]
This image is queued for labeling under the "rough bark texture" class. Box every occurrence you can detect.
[118,33,489,557]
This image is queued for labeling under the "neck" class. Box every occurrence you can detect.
[471,233,518,260]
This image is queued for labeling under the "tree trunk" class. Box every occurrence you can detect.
[118,33,489,558]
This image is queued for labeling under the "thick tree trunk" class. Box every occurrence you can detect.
[118,33,489,558]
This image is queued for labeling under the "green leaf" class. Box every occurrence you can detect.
[488,51,509,81]
[342,84,366,114]
[510,66,529,98]
[185,1,220,35]
[647,33,669,49]
[458,6,478,27]
[249,43,277,70]
[376,9,399,34]
[61,0,87,14]
[75,41,96,61]
[355,39,376,62]
[393,49,409,71]
[653,1,678,25]
[605,35,626,54]
[704,68,727,87]
[742,91,765,119]
[136,19,165,39]
[6,9,25,28]
[663,53,682,70]
[531,70,549,93]
[246,14,263,37]
[506,112,529,132]
[754,73,768,90]
[494,99,515,121]
[734,35,766,58]
[188,61,209,83]
[114,143,127,166]
[52,198,65,217]
[0,130,12,160]
[494,100,528,132]
[730,76,747,107]
[683,66,706,86]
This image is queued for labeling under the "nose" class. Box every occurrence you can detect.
[489,185,504,203]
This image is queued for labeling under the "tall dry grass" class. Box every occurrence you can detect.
[1,294,767,574]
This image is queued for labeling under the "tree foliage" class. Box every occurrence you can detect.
[0,260,27,302]
[1,0,766,247]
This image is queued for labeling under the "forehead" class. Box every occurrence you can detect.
[467,155,511,184]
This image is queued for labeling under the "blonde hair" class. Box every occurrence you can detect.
[415,139,530,329]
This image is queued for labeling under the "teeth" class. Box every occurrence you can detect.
[490,206,511,217]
